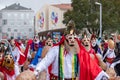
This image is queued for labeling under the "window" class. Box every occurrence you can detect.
[24,22,27,25]
[29,28,32,32]
[8,28,11,32]
[3,19,7,25]
[14,29,17,32]
[11,22,14,25]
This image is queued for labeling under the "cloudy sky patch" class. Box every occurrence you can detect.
[0,0,71,12]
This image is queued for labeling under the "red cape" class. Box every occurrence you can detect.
[0,67,15,80]
[18,40,32,65]
[53,36,102,80]
[77,39,102,80]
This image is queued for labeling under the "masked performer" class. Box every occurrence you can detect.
[16,20,109,80]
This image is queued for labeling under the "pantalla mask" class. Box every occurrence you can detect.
[82,37,90,47]
[45,38,53,47]
[2,54,14,71]
[91,38,97,47]
[66,34,76,47]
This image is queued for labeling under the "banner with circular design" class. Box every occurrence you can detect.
[37,12,44,28]
[51,12,58,26]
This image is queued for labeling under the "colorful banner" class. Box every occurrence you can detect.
[37,12,44,28]
[51,12,58,26]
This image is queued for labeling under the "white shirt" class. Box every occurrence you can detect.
[103,48,116,67]
[106,48,116,58]
[12,47,20,76]
[103,48,116,60]
[35,46,77,78]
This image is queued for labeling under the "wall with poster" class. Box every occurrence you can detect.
[51,11,58,27]
[48,5,66,30]
[36,4,72,35]
[35,5,48,33]
[37,12,44,28]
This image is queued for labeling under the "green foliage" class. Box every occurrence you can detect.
[102,0,120,32]
[63,0,120,35]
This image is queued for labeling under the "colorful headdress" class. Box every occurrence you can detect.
[91,34,96,40]
[64,20,76,35]
[0,39,12,55]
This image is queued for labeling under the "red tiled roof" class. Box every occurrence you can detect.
[52,4,72,10]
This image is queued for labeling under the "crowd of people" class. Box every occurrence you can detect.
[1,22,120,80]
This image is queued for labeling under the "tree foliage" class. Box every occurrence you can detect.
[63,0,120,36]
[102,0,120,33]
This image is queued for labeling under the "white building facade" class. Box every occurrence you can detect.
[0,3,34,39]
[0,12,2,39]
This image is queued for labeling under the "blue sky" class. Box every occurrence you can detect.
[0,0,71,12]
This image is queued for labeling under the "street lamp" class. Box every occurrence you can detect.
[95,2,102,38]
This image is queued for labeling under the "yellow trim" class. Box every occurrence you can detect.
[72,54,75,80]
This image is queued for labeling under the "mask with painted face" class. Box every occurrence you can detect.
[10,39,15,47]
[66,34,76,47]
[2,53,14,70]
[82,36,90,47]
[45,38,53,47]
[33,35,39,44]
[91,39,97,47]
